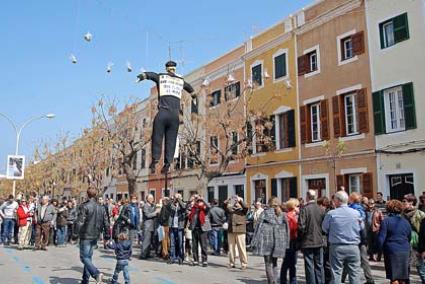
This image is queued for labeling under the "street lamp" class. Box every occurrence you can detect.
[0,112,56,196]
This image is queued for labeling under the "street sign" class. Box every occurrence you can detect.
[6,155,25,180]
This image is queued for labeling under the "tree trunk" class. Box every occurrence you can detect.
[127,177,137,196]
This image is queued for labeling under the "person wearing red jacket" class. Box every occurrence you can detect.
[17,198,33,250]
[281,198,300,284]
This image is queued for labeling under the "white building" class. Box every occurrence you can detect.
[366,0,425,199]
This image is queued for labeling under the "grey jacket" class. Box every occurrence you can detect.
[168,200,186,229]
[251,208,290,258]
[298,202,325,249]
[142,203,158,232]
[36,204,57,224]
[209,206,226,227]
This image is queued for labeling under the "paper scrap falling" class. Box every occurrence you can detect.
[84,32,93,42]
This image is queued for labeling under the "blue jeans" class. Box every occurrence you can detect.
[208,227,223,255]
[79,239,100,283]
[281,247,297,284]
[302,247,324,284]
[416,254,425,284]
[170,228,184,262]
[111,259,130,284]
[329,244,361,284]
[2,218,15,244]
[56,226,67,245]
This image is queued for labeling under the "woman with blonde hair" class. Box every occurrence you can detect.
[281,198,300,284]
[251,197,290,284]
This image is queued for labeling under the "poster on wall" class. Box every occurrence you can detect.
[6,155,25,180]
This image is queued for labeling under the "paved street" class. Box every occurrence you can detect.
[0,243,422,284]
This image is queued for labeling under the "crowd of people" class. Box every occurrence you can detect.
[1,188,425,284]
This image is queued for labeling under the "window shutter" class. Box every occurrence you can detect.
[271,179,278,197]
[332,96,342,138]
[289,177,297,198]
[402,82,416,130]
[352,31,365,55]
[320,100,330,140]
[394,13,410,43]
[362,173,373,198]
[379,23,385,49]
[357,88,369,134]
[217,90,221,104]
[336,175,345,191]
[300,106,308,144]
[287,110,296,147]
[372,91,386,135]
[297,55,308,76]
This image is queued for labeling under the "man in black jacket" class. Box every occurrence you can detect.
[137,61,196,174]
[298,190,325,284]
[73,188,110,284]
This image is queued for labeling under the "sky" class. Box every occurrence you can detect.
[0,0,312,174]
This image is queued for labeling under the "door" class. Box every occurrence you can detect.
[308,178,326,198]
[389,174,414,200]
[218,186,228,205]
[254,179,267,204]
[207,187,215,203]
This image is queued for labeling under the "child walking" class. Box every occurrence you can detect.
[107,232,132,284]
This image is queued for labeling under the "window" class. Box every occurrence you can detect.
[384,86,405,133]
[379,13,409,49]
[254,179,266,204]
[231,131,238,156]
[207,187,215,202]
[255,116,276,153]
[191,97,198,114]
[274,52,287,80]
[344,93,358,135]
[310,103,321,142]
[309,51,318,72]
[252,63,263,87]
[341,36,353,61]
[209,90,221,107]
[234,185,244,199]
[277,110,296,149]
[348,174,361,193]
[224,82,240,101]
[141,149,146,169]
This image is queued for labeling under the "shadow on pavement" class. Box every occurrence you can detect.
[49,276,80,284]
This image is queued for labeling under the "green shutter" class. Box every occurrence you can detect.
[372,91,386,135]
[394,13,410,43]
[287,110,296,147]
[403,82,416,130]
[271,179,278,197]
[289,177,297,198]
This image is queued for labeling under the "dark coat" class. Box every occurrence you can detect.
[226,201,248,234]
[73,198,110,240]
[251,208,290,258]
[168,199,186,229]
[107,239,132,260]
[298,202,325,249]
[377,214,411,254]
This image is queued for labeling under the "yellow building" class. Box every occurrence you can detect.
[244,17,300,204]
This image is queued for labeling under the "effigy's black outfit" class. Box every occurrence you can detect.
[140,71,194,172]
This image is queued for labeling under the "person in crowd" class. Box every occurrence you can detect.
[168,193,186,264]
[184,196,195,263]
[375,192,387,214]
[28,196,37,246]
[369,199,384,262]
[56,200,69,247]
[347,192,375,284]
[113,199,131,242]
[17,198,33,250]
[128,195,141,245]
[402,193,425,282]
[140,194,160,259]
[378,200,411,284]
[317,196,332,284]
[188,195,211,267]
[72,187,110,284]
[0,194,19,245]
[208,199,226,256]
[35,195,56,251]
[66,200,77,243]
[107,232,132,284]
[253,201,264,229]
[419,216,425,284]
[298,190,325,284]
[251,197,289,284]
[225,195,248,270]
[281,198,299,284]
[159,197,171,260]
[419,194,425,213]
[49,199,59,246]
[322,191,362,284]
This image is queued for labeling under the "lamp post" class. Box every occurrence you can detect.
[0,113,56,196]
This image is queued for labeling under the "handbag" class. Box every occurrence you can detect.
[157,225,165,242]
